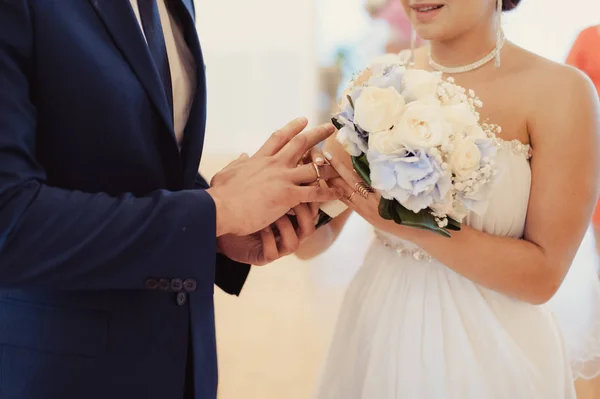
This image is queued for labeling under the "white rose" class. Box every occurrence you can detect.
[336,125,366,157]
[402,69,442,101]
[393,98,451,150]
[354,86,406,133]
[465,124,487,139]
[429,191,454,216]
[448,136,481,179]
[368,129,408,156]
[448,202,468,223]
[442,102,478,133]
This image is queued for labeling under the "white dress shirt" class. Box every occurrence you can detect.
[130,0,197,146]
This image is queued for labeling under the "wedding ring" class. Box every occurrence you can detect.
[312,162,322,183]
[347,191,356,202]
[355,182,373,199]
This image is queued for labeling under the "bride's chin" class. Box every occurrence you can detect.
[413,25,454,43]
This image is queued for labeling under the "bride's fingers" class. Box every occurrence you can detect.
[325,152,380,213]
[310,146,326,166]
[325,151,363,189]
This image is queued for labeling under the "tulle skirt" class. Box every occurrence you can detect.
[313,229,600,398]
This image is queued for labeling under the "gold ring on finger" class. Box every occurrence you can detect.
[347,191,356,202]
[312,162,322,183]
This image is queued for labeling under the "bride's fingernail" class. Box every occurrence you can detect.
[324,152,333,161]
[315,157,324,164]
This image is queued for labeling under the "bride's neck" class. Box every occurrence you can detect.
[428,23,499,67]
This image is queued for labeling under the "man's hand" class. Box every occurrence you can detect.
[217,203,318,266]
[207,117,341,237]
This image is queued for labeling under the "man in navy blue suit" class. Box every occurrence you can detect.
[0,0,342,398]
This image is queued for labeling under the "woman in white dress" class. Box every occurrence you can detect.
[295,0,600,397]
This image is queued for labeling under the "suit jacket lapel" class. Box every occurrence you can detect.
[88,0,175,135]
[181,0,196,21]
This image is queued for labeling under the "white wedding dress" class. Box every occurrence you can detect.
[314,140,600,398]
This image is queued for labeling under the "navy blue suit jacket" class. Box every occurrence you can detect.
[0,1,250,397]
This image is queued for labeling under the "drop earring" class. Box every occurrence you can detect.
[409,25,417,67]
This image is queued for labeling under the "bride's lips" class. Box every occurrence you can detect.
[410,3,445,23]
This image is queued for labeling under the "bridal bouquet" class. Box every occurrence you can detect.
[331,62,500,236]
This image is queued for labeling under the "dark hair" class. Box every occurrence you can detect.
[502,0,521,11]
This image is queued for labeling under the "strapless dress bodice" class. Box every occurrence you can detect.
[377,139,532,253]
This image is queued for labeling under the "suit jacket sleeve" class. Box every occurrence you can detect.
[0,0,216,292]
[193,174,250,295]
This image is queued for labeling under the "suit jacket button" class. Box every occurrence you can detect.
[183,279,197,292]
[171,278,183,292]
[145,278,159,290]
[176,292,188,306]
[158,279,170,291]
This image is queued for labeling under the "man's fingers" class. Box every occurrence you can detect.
[276,123,335,165]
[293,204,316,240]
[289,164,339,185]
[274,216,299,256]
[254,117,308,158]
[259,226,279,265]
[295,185,344,204]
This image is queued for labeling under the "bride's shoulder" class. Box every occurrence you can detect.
[512,46,596,110]
[515,47,598,147]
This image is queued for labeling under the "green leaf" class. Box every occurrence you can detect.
[350,152,454,238]
[392,203,451,238]
[314,210,333,229]
[392,208,403,225]
[446,217,461,231]
[331,117,344,131]
[351,155,372,186]
[378,198,394,220]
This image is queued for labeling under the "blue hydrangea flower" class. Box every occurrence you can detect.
[369,149,452,213]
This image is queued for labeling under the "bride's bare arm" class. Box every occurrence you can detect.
[327,66,599,305]
[295,209,352,260]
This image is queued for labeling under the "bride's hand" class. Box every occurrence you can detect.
[308,145,383,229]
[298,146,340,219]
[312,145,415,240]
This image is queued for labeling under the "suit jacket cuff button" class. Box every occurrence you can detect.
[145,278,159,290]
[183,279,197,292]
[158,279,171,291]
[171,278,183,292]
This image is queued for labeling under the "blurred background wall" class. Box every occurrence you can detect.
[196,0,318,155]
[195,0,600,397]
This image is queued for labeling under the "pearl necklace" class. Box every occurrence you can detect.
[428,33,506,74]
